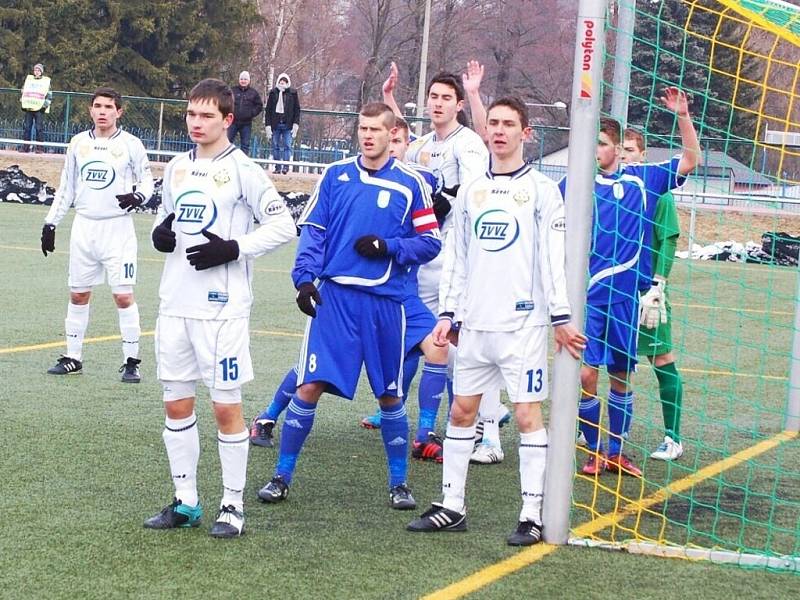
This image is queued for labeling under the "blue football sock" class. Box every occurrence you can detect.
[578,396,603,453]
[380,402,409,487]
[402,351,421,398]
[416,362,447,442]
[258,366,297,422]
[274,395,317,484]
[607,389,634,456]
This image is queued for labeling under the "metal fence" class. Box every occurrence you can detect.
[0,87,570,166]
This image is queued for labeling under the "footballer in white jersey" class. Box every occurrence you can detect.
[156,145,294,320]
[409,98,585,546]
[145,79,295,540]
[41,87,154,382]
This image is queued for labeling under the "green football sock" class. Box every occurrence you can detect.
[655,362,683,443]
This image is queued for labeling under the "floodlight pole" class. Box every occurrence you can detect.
[542,0,607,545]
[414,0,432,137]
[610,0,635,126]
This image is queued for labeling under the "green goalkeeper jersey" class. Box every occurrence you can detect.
[651,190,680,281]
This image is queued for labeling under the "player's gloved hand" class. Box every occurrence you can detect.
[639,277,668,329]
[186,230,239,271]
[296,282,322,318]
[432,194,451,223]
[291,123,299,138]
[265,125,272,139]
[152,213,177,253]
[354,235,388,258]
[41,224,56,256]
[116,191,146,212]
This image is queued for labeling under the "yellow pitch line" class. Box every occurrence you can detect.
[673,302,793,316]
[0,328,302,354]
[423,429,798,599]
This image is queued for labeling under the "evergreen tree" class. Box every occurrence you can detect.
[626,0,761,166]
[0,0,259,96]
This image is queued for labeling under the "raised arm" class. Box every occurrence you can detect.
[382,61,403,118]
[660,87,700,176]
[462,60,487,143]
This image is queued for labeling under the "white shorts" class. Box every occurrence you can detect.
[68,214,137,289]
[155,315,254,391]
[453,326,549,403]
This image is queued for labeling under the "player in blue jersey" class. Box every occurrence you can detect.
[256,103,441,510]
[249,117,449,464]
[560,89,698,477]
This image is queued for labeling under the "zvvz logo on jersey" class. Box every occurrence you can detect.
[174,190,218,235]
[474,209,519,252]
[81,160,115,190]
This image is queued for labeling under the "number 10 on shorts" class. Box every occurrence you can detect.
[219,357,239,381]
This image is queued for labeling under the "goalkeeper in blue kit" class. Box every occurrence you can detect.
[255,102,441,511]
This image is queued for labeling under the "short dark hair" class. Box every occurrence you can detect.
[427,72,465,102]
[189,78,234,117]
[359,102,396,129]
[599,116,622,145]
[488,97,529,128]
[92,87,122,110]
[624,127,646,152]
[393,116,410,136]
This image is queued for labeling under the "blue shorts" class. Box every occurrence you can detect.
[584,298,638,373]
[403,294,436,357]
[297,282,405,399]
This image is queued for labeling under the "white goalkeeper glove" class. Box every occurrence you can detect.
[265,125,272,139]
[639,276,667,330]
[291,123,299,137]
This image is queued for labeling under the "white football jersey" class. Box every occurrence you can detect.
[406,125,489,310]
[45,128,154,225]
[157,144,296,320]
[405,125,488,209]
[439,164,571,331]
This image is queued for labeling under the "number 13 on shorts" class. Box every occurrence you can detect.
[526,368,544,393]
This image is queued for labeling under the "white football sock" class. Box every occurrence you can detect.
[218,429,249,512]
[65,302,90,360]
[118,303,140,360]
[441,423,476,513]
[519,428,548,523]
[163,413,200,507]
[478,389,503,447]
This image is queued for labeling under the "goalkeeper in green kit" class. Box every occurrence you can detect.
[622,127,684,461]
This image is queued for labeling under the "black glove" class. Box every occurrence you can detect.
[116,192,145,212]
[41,224,56,256]
[432,195,451,223]
[186,230,240,271]
[152,213,177,253]
[296,282,322,317]
[354,234,388,258]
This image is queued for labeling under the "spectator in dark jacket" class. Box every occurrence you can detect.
[264,72,301,174]
[228,71,263,156]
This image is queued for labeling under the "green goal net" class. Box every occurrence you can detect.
[570,0,800,573]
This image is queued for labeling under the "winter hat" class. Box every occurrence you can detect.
[34,63,44,72]
[239,71,250,81]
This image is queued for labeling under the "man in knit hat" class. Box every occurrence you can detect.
[228,70,263,157]
[20,63,52,153]
[264,73,301,174]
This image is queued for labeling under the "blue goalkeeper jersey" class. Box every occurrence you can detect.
[293,155,441,300]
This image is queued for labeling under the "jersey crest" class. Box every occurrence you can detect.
[80,160,115,190]
[174,190,219,235]
[474,208,520,252]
